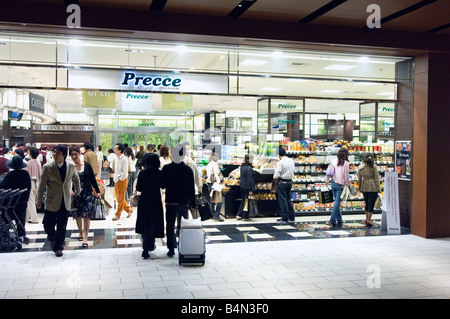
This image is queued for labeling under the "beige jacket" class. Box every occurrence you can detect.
[357,163,381,193]
[36,161,81,212]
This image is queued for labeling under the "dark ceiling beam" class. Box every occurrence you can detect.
[427,23,450,33]
[379,0,438,25]
[298,0,347,23]
[227,0,258,18]
[149,0,167,12]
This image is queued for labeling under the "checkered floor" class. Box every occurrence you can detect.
[2,186,405,253]
[11,217,392,253]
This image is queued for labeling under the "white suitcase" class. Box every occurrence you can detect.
[178,217,206,266]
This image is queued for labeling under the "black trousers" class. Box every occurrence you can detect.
[165,203,188,251]
[363,192,378,213]
[43,203,69,252]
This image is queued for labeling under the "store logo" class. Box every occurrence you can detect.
[66,4,81,29]
[121,72,182,89]
[367,4,381,29]
[278,104,297,109]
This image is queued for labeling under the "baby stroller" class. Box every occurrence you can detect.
[0,189,28,252]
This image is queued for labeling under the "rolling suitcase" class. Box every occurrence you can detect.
[178,217,206,266]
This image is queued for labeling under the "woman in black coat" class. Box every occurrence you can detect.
[135,153,165,259]
[0,155,31,244]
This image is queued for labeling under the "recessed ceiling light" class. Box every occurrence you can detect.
[320,90,343,93]
[377,92,394,95]
[287,79,310,82]
[260,87,282,91]
[240,59,269,66]
[324,64,356,71]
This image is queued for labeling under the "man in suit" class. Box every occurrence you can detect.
[36,144,81,257]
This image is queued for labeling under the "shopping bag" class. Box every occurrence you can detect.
[248,199,259,217]
[130,192,140,207]
[243,198,249,211]
[196,194,213,221]
[319,189,334,204]
[271,178,279,193]
[348,184,358,196]
[375,194,382,208]
[91,197,106,220]
[326,164,335,178]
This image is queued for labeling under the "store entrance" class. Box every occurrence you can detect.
[98,128,172,151]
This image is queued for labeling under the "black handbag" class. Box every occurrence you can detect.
[196,194,213,221]
[91,197,106,220]
[319,189,334,204]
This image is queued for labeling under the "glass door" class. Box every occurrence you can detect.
[118,133,135,147]
[360,102,376,143]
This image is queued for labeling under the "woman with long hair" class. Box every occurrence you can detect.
[326,147,350,227]
[358,153,381,227]
[69,145,101,248]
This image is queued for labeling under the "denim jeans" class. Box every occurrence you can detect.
[330,180,343,224]
[277,181,295,221]
[165,203,188,251]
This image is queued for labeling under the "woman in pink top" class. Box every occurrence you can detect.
[326,147,350,226]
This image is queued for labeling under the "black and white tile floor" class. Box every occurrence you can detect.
[15,212,392,253]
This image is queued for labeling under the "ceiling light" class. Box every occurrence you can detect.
[260,87,282,91]
[321,90,343,93]
[240,59,269,66]
[324,64,356,71]
[287,79,310,82]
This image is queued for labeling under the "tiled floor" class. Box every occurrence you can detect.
[1,187,449,300]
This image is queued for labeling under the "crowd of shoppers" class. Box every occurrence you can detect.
[0,139,381,259]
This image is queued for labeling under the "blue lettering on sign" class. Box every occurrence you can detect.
[121,72,181,88]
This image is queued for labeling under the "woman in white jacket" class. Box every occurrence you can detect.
[206,153,224,221]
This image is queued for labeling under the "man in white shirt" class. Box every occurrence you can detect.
[112,143,133,221]
[273,147,296,224]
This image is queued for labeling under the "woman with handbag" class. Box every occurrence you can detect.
[206,153,224,221]
[358,153,381,227]
[236,154,256,221]
[68,145,101,248]
[325,147,350,227]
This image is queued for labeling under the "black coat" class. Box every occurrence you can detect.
[135,167,165,237]
[0,169,31,215]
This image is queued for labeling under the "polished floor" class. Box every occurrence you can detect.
[1,187,449,300]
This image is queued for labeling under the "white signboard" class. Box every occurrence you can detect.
[68,69,228,94]
[381,172,401,235]
[121,92,152,112]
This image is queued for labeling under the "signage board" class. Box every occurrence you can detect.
[82,91,116,108]
[381,172,401,235]
[162,94,193,110]
[29,93,45,114]
[68,69,228,94]
[122,92,152,112]
[395,140,411,181]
